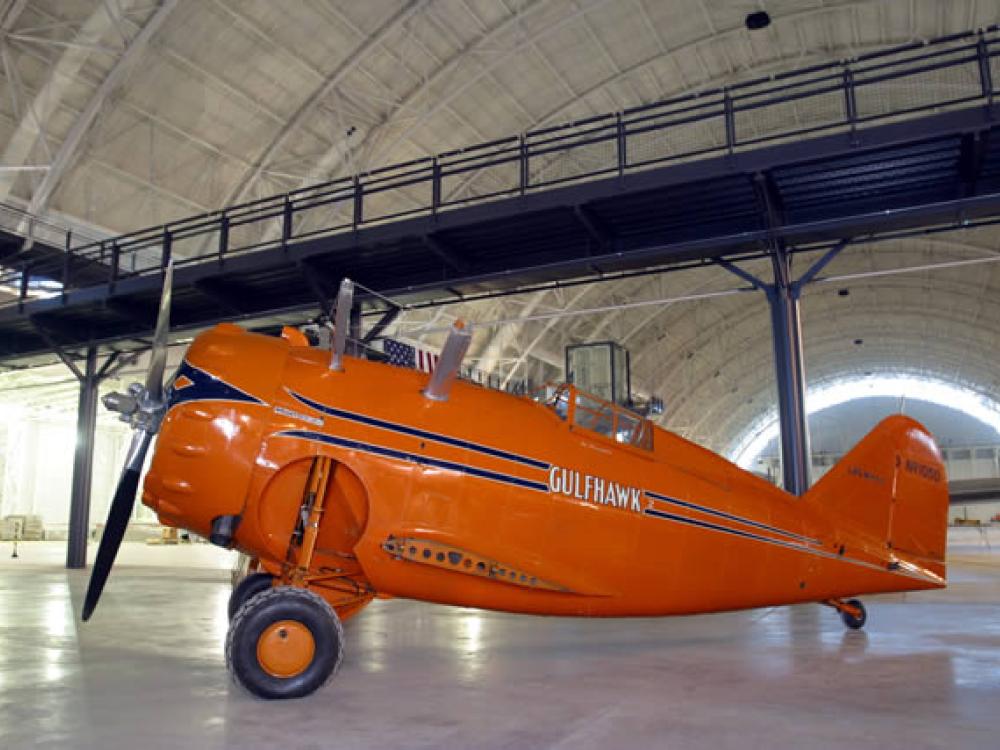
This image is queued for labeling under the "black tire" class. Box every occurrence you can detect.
[228,572,274,620]
[225,586,344,699]
[840,598,867,630]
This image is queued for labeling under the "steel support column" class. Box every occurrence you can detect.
[67,347,98,569]
[718,239,848,496]
[36,337,136,569]
[766,247,811,496]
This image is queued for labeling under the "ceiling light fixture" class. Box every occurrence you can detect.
[745,11,771,31]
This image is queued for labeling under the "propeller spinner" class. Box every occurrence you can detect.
[82,264,173,621]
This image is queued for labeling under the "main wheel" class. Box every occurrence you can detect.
[226,586,344,699]
[840,598,867,630]
[228,572,274,620]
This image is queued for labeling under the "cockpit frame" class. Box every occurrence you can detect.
[530,382,653,451]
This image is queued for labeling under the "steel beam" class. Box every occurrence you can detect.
[194,277,244,315]
[959,130,990,197]
[766,248,811,496]
[573,205,612,251]
[718,238,849,494]
[424,235,469,273]
[362,305,401,344]
[296,258,332,310]
[56,344,136,568]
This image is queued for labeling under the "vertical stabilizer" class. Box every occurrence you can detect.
[804,415,948,579]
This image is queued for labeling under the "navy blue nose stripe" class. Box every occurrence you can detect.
[288,389,550,471]
[645,490,820,546]
[168,361,265,408]
[275,429,549,493]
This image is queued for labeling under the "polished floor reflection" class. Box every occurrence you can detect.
[1,543,998,749]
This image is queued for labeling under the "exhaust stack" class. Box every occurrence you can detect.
[330,278,354,371]
[423,320,472,402]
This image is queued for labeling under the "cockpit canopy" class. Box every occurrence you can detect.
[530,383,653,451]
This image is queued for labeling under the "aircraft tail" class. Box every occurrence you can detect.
[804,415,948,578]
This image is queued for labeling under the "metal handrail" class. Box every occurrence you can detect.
[2,26,998,306]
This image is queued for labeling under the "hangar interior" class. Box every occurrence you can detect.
[1,1,999,747]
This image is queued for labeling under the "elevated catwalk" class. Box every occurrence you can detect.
[0,28,998,363]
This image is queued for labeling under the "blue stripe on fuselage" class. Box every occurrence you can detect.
[280,391,821,550]
[645,490,820,546]
[274,429,549,493]
[287,389,549,471]
[643,507,811,553]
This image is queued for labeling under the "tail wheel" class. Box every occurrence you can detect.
[226,586,344,699]
[840,599,867,630]
[227,571,275,620]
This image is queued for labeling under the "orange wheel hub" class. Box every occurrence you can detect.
[256,620,315,678]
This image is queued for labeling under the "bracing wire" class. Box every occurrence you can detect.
[386,251,1000,338]
[397,286,756,336]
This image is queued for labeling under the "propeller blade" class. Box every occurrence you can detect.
[145,262,173,403]
[81,430,154,621]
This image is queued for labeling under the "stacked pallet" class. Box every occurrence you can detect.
[1,515,45,540]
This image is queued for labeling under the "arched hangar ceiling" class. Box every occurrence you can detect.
[0,0,998,454]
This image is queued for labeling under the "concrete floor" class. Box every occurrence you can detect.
[1,539,998,750]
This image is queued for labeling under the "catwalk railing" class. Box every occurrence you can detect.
[2,26,999,307]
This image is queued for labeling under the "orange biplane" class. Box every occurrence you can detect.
[83,272,948,699]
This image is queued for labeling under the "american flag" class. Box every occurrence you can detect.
[384,339,439,373]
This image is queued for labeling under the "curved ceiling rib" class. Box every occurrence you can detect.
[421,9,789,375]
[221,0,430,208]
[0,0,26,30]
[729,373,1000,467]
[19,0,178,219]
[0,0,30,155]
[458,1,890,384]
[499,284,593,388]
[295,0,617,189]
[0,0,137,201]
[662,293,1000,447]
[474,291,551,376]
[649,288,1000,414]
[707,330,1000,454]
[234,0,563,248]
[640,258,1000,399]
[384,0,884,207]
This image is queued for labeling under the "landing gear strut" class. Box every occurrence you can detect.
[824,598,867,630]
[225,455,370,698]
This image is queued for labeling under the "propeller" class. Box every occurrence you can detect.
[82,264,173,621]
